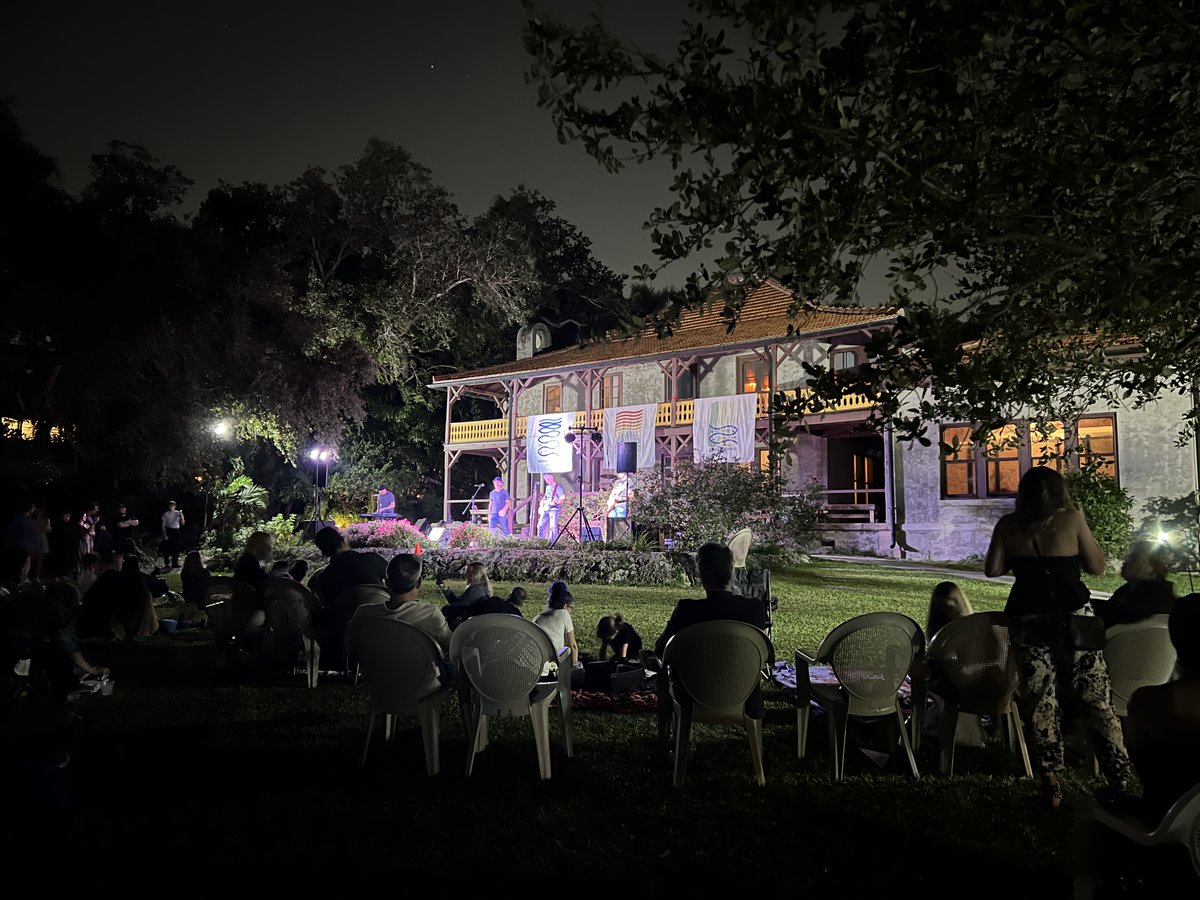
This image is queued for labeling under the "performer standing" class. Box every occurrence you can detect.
[488,476,511,537]
[376,484,396,517]
[606,471,629,539]
[537,473,564,541]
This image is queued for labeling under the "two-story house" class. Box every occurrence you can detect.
[429,278,1199,560]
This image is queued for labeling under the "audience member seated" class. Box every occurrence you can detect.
[651,543,768,743]
[352,554,451,694]
[918,580,987,749]
[310,527,387,668]
[597,613,643,660]
[179,551,211,626]
[1077,593,1200,894]
[533,581,579,676]
[1091,540,1177,629]
[436,562,490,607]
[74,553,99,594]
[233,531,273,600]
[443,586,526,630]
[75,553,158,639]
[0,583,108,700]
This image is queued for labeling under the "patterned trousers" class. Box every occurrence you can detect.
[1014,613,1132,787]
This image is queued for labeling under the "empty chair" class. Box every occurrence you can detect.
[796,612,922,780]
[263,577,322,687]
[925,612,1032,777]
[344,617,453,775]
[449,614,573,780]
[1073,782,1200,898]
[1105,615,1178,717]
[662,619,774,788]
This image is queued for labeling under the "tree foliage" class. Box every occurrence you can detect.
[525,0,1200,443]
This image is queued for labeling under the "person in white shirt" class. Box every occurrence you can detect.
[533,580,579,676]
[352,553,451,693]
[160,500,185,569]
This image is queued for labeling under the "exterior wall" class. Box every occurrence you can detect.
[898,392,1199,562]
[783,432,826,492]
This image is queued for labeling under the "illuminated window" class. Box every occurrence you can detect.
[739,358,771,394]
[1077,416,1117,478]
[544,382,562,414]
[983,424,1020,496]
[1031,421,1066,471]
[941,416,1120,500]
[941,426,976,498]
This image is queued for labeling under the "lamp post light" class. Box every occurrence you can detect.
[305,445,338,523]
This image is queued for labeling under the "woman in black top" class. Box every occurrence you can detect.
[597,614,643,660]
[985,466,1132,808]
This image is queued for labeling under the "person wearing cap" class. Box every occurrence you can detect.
[375,485,396,518]
[487,476,510,537]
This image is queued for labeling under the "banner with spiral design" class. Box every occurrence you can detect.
[693,394,757,463]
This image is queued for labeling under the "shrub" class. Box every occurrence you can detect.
[636,457,824,551]
[1065,466,1133,566]
[445,522,496,550]
[344,518,432,550]
[422,547,687,587]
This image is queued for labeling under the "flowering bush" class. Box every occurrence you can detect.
[423,547,685,586]
[344,518,432,550]
[446,522,497,550]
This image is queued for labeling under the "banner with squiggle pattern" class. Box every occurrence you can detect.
[527,412,576,473]
[693,394,757,463]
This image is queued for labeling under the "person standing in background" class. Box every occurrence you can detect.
[488,476,511,537]
[160,500,185,569]
[111,504,139,555]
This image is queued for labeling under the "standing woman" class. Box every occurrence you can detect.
[984,466,1131,808]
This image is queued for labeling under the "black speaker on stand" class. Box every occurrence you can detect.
[301,519,336,542]
[616,442,638,474]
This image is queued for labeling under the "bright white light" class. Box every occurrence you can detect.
[318,450,333,462]
[1158,530,1172,544]
[308,448,321,461]
[212,419,231,438]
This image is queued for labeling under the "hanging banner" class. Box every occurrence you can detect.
[602,403,658,470]
[526,412,576,473]
[693,394,757,463]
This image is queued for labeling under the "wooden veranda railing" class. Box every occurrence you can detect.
[447,392,873,445]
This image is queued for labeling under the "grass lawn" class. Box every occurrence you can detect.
[9,559,1121,894]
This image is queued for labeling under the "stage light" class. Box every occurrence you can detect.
[564,432,577,444]
[589,431,602,444]
[426,524,447,542]
[318,449,333,462]
[308,448,321,461]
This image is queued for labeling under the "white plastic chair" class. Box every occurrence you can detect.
[1105,615,1177,717]
[796,612,921,780]
[344,617,453,776]
[925,612,1032,777]
[662,619,774,788]
[727,527,753,568]
[449,614,573,780]
[263,577,322,687]
[1074,783,1200,898]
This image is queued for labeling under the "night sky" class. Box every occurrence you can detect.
[3,1,698,283]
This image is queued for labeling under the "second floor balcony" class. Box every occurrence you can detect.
[446,391,875,445]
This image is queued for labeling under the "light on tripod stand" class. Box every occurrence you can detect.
[564,432,577,444]
[589,431,602,444]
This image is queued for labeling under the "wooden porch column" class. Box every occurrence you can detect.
[883,419,896,542]
[441,385,464,521]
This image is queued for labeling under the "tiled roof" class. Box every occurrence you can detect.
[432,278,897,386]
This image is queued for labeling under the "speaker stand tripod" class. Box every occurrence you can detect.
[549,426,600,547]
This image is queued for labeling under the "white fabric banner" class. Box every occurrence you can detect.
[526,412,577,473]
[693,394,758,463]
[602,403,659,470]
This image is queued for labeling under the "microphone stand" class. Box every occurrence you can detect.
[464,483,485,522]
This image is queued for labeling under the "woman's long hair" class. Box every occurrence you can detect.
[244,531,274,563]
[926,581,973,638]
[464,561,491,596]
[182,550,206,577]
[1013,466,1073,532]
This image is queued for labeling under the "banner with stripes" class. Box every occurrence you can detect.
[602,403,659,469]
[693,394,757,463]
